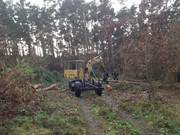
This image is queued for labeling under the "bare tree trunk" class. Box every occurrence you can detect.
[27,39,32,56]
[50,40,55,58]
[145,33,155,101]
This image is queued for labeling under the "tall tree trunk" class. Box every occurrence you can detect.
[12,41,19,57]
[41,39,46,57]
[27,40,32,56]
[50,39,55,58]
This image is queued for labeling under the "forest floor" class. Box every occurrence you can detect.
[1,79,180,135]
[77,84,180,135]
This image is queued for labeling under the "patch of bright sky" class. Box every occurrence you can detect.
[112,0,142,11]
[12,0,142,12]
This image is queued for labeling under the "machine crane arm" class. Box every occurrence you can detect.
[86,54,105,79]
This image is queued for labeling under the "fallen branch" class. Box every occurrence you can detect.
[39,84,59,91]
[32,83,43,89]
[109,80,148,85]
[42,84,59,91]
[32,83,59,92]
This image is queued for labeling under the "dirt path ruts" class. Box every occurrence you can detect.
[79,97,104,135]
[102,94,160,135]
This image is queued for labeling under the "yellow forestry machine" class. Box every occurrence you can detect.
[64,54,105,97]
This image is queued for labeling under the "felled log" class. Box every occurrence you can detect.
[32,83,43,89]
[109,80,148,85]
[41,84,59,91]
[32,83,59,92]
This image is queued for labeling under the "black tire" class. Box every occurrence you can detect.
[69,81,75,91]
[75,88,81,97]
[74,81,82,97]
[69,81,72,90]
[95,88,102,96]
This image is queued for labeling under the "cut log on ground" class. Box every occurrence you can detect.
[32,83,59,92]
[42,84,59,91]
[32,83,43,89]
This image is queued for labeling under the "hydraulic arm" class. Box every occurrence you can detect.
[86,54,104,79]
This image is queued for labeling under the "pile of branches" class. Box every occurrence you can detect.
[0,68,40,119]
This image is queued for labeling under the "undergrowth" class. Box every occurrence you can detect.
[112,82,180,135]
[91,98,140,135]
[121,101,180,135]
[0,60,80,135]
[1,89,89,135]
[0,65,40,120]
[112,81,148,91]
[16,60,66,87]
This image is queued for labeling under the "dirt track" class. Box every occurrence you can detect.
[79,97,104,135]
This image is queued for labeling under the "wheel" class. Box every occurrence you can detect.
[74,81,82,97]
[95,88,102,96]
[75,88,81,97]
[95,81,103,96]
[69,81,75,91]
[69,81,72,90]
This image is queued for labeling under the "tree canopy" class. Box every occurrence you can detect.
[0,0,180,80]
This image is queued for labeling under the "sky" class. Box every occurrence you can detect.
[12,0,142,12]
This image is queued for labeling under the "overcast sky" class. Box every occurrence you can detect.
[112,0,142,12]
[12,0,142,12]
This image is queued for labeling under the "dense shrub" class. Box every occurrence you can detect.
[0,60,64,119]
[0,67,39,119]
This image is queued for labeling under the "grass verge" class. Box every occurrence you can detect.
[90,97,140,135]
[120,100,180,135]
[1,91,89,135]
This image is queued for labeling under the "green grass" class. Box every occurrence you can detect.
[0,60,88,135]
[121,101,180,135]
[2,91,89,135]
[15,60,66,88]
[112,81,148,91]
[112,80,180,135]
[91,99,140,135]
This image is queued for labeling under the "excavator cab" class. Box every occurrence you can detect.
[64,60,84,80]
